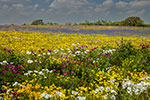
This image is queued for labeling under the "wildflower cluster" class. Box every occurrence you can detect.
[0,30,150,100]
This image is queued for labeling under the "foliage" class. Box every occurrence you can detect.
[121,16,144,26]
[29,16,150,26]
[31,19,44,25]
[110,39,150,73]
[0,31,150,100]
[78,16,147,26]
[65,22,72,26]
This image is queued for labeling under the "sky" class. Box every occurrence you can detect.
[0,0,150,25]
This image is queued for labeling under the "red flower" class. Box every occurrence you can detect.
[2,89,7,92]
[52,69,56,72]
[80,80,84,85]
[71,71,74,74]
[101,47,104,49]
[7,50,12,52]
[2,69,8,75]
[48,49,52,52]
[17,65,21,68]
[12,92,17,95]
[101,53,105,56]
[56,73,59,75]
[142,59,145,62]
[2,65,6,67]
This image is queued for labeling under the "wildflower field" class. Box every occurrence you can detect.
[0,26,150,100]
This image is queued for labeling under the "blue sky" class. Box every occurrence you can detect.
[0,0,150,25]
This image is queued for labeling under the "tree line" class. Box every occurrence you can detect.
[30,16,150,27]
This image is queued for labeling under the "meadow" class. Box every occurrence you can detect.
[0,25,150,100]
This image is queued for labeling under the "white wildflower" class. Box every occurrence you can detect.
[0,96,3,100]
[104,95,108,99]
[72,91,78,95]
[110,95,116,100]
[50,70,53,73]
[10,62,14,64]
[3,60,7,64]
[75,51,80,55]
[127,87,132,95]
[24,73,28,76]
[27,60,33,64]
[76,96,86,100]
[106,86,111,91]
[44,76,47,79]
[84,51,87,54]
[26,51,31,55]
[71,43,75,46]
[56,91,63,96]
[111,90,118,95]
[47,52,51,55]
[6,90,10,94]
[110,79,115,83]
[28,70,33,74]
[12,82,18,86]
[77,43,80,45]
[99,86,104,91]
[39,71,44,75]
[94,89,99,94]
[34,70,38,73]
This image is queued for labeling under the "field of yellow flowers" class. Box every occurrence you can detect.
[0,29,150,100]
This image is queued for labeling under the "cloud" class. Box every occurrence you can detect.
[12,4,24,8]
[0,0,150,24]
[33,4,39,10]
[49,0,89,9]
[94,0,114,12]
[127,9,145,15]
[0,0,31,2]
[130,0,150,7]
[116,0,150,8]
[116,1,129,8]
[3,4,8,8]
[102,0,114,6]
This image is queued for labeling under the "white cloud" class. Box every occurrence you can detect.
[130,0,150,7]
[45,0,50,2]
[0,0,31,2]
[137,9,145,15]
[94,0,114,12]
[12,4,24,8]
[102,0,114,6]
[34,4,39,9]
[116,1,129,8]
[94,7,107,12]
[49,0,89,9]
[124,9,145,18]
[3,4,8,8]
[116,0,150,8]
[41,8,45,11]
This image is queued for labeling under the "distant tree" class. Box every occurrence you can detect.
[95,20,102,25]
[46,22,53,25]
[121,16,144,26]
[108,20,112,26]
[65,22,72,26]
[73,22,78,26]
[110,21,121,26]
[101,20,108,26]
[31,19,44,25]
